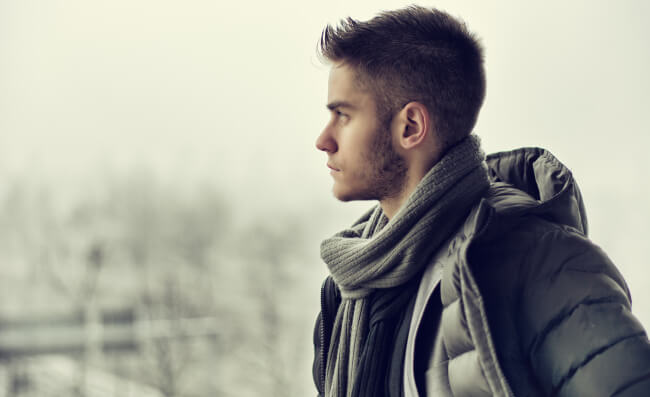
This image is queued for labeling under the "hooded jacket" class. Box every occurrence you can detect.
[314,147,650,397]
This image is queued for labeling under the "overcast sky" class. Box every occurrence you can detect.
[1,0,649,323]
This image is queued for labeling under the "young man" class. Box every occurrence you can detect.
[313,6,650,397]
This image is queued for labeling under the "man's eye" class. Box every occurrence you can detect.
[336,110,348,119]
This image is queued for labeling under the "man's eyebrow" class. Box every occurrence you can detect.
[326,101,356,111]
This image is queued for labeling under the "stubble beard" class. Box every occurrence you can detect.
[369,127,408,200]
[343,125,408,202]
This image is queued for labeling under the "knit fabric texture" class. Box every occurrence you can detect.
[320,134,490,397]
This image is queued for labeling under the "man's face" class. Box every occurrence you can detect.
[315,63,406,202]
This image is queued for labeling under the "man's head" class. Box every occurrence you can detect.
[315,6,485,212]
[319,5,485,149]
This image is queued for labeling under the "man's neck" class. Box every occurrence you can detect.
[380,151,443,220]
[379,175,422,220]
[379,197,403,221]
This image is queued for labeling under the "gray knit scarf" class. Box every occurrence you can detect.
[320,135,490,397]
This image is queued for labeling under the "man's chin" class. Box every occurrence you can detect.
[332,186,352,202]
[332,186,375,202]
[334,194,355,202]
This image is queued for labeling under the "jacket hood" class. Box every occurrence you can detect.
[484,147,589,235]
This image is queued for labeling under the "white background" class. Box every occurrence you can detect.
[1,0,649,347]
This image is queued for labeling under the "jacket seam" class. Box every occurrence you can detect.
[525,226,628,296]
[552,331,647,396]
[561,268,631,303]
[612,370,650,397]
[529,296,624,357]
[447,347,477,360]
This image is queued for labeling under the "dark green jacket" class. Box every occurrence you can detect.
[315,147,650,396]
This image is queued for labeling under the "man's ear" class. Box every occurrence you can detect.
[394,102,431,150]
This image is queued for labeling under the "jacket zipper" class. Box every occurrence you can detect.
[319,279,329,394]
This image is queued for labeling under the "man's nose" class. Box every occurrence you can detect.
[315,127,337,153]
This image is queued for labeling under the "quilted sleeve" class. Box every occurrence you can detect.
[518,226,650,397]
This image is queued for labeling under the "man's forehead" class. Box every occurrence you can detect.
[327,63,371,108]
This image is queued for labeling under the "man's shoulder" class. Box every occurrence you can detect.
[468,180,588,247]
[465,194,630,304]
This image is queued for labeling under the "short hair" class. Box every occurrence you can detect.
[319,5,486,149]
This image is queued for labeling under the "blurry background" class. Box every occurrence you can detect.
[0,0,648,396]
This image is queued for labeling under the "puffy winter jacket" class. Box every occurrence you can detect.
[315,147,650,397]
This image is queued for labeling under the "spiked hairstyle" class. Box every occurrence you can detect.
[319,6,486,149]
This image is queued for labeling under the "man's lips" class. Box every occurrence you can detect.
[327,163,340,171]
